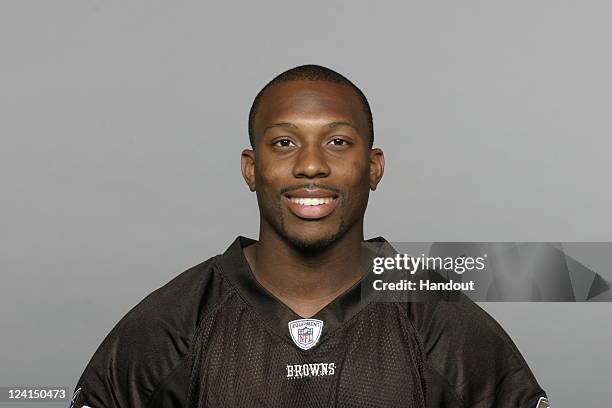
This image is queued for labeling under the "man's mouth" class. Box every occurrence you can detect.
[282,190,339,220]
[288,197,335,206]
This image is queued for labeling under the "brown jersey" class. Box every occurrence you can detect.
[71,236,549,408]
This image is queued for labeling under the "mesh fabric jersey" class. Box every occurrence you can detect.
[71,236,549,408]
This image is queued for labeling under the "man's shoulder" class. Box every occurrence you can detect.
[410,297,523,357]
[73,253,232,407]
[408,296,547,406]
[97,253,232,359]
[115,255,223,342]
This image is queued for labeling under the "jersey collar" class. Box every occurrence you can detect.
[216,235,397,351]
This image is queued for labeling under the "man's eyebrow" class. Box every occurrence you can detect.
[263,122,298,134]
[325,121,358,130]
[262,121,358,135]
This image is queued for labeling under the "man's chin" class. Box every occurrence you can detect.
[281,231,342,253]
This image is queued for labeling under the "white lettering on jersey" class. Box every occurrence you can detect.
[70,387,93,408]
[536,396,550,408]
[286,362,336,379]
[70,388,81,408]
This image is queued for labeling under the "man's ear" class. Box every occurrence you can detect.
[241,149,256,192]
[369,148,385,191]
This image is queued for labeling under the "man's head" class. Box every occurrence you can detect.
[241,65,384,251]
[248,65,374,149]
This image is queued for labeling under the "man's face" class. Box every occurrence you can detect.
[242,80,384,250]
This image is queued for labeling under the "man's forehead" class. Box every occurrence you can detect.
[255,81,367,132]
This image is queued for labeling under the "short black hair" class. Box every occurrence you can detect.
[248,64,374,148]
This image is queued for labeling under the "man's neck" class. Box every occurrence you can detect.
[243,227,365,318]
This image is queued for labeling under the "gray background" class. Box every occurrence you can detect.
[1,1,610,406]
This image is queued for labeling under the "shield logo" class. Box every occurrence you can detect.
[288,319,323,350]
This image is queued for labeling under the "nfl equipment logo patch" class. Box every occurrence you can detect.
[288,319,323,350]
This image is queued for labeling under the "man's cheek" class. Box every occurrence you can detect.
[255,176,281,196]
[333,167,366,189]
[343,188,370,214]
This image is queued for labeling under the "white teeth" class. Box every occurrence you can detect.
[289,197,333,206]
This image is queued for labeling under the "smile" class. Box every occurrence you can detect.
[283,194,339,220]
[288,197,334,206]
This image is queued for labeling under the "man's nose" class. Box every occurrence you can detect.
[292,143,331,179]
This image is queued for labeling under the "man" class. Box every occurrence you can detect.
[71,65,549,407]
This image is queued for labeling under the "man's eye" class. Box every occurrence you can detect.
[329,138,350,146]
[273,139,296,148]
